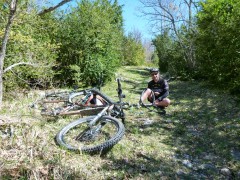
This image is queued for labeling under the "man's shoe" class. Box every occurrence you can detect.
[139,100,144,107]
[158,106,165,110]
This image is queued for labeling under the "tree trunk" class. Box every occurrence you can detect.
[0,0,18,106]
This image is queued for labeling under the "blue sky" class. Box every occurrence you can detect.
[118,0,153,40]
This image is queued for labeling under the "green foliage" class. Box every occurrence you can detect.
[1,1,58,91]
[122,33,145,66]
[54,0,124,87]
[196,0,240,94]
[0,1,8,24]
[150,51,159,66]
[153,31,186,76]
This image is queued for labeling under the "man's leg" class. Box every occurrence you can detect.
[140,88,153,103]
[154,98,171,107]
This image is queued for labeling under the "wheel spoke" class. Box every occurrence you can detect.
[56,116,125,153]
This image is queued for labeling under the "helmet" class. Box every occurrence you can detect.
[150,68,159,73]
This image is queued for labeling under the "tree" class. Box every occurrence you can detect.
[142,38,155,63]
[139,0,199,74]
[196,0,240,93]
[0,0,73,105]
[0,0,18,105]
[38,0,73,16]
[153,30,185,75]
[122,31,145,66]
[54,0,124,87]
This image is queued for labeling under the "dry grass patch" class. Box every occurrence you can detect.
[0,66,240,179]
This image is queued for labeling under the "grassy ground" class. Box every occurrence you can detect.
[0,66,240,179]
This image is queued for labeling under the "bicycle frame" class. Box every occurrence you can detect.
[39,78,126,122]
[55,78,126,154]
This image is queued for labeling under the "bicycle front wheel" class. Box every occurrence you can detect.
[55,115,125,154]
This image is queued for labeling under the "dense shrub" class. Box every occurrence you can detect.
[54,0,124,87]
[196,0,240,93]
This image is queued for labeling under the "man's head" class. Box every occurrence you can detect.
[150,68,159,74]
[150,68,160,82]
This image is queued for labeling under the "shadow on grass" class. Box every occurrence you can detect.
[120,67,149,95]
[128,80,239,178]
[168,80,240,156]
[0,166,90,180]
[103,80,240,179]
[123,67,150,77]
[101,154,178,179]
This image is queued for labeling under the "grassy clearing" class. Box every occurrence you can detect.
[0,66,240,179]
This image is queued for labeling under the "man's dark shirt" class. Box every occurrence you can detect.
[148,78,169,100]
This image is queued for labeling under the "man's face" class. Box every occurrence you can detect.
[151,72,159,82]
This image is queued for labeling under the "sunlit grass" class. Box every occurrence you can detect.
[0,66,239,179]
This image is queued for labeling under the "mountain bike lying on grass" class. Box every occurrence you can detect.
[55,78,127,154]
[39,88,112,117]
[31,82,126,118]
[30,87,87,115]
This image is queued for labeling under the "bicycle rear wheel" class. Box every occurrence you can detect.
[43,91,70,103]
[37,91,69,115]
[55,115,125,154]
[140,88,155,107]
[140,89,166,114]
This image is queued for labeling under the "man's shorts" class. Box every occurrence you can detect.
[148,96,161,103]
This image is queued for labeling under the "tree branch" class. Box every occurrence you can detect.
[38,0,73,16]
[4,62,38,73]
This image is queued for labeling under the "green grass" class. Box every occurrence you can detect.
[0,66,240,179]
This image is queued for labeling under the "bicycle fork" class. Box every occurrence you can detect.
[75,106,110,141]
[88,106,110,127]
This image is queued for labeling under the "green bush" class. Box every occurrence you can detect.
[2,4,58,91]
[196,0,240,94]
[54,0,124,87]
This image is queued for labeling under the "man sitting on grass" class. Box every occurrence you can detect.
[140,68,170,109]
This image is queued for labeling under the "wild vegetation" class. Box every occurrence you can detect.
[1,0,240,103]
[1,0,240,178]
[0,0,147,104]
[141,0,240,94]
[0,66,239,179]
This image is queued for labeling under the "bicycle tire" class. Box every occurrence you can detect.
[44,91,71,102]
[84,88,114,104]
[140,88,155,108]
[68,90,86,104]
[55,115,125,154]
[36,91,70,114]
[68,88,123,119]
[140,89,166,114]
[67,88,113,105]
[40,88,113,117]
